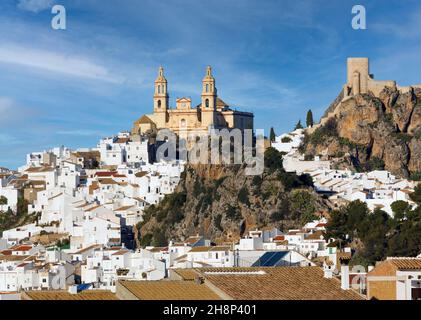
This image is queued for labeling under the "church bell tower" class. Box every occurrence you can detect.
[201,66,217,129]
[153,66,169,128]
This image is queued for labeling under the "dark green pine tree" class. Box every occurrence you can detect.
[269,127,276,142]
[306,109,314,128]
[294,120,303,130]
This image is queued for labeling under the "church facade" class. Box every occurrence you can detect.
[132,66,254,136]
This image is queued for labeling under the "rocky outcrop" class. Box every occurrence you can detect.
[138,155,331,245]
[302,86,421,178]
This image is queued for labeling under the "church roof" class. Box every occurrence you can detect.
[135,115,155,125]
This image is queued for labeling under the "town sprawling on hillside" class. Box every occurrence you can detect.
[1,59,421,301]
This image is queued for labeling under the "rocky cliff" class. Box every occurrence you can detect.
[302,87,421,178]
[137,149,331,246]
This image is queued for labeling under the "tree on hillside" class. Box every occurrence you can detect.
[264,147,284,172]
[0,196,7,205]
[306,109,314,128]
[269,127,276,142]
[294,120,303,130]
[409,184,421,204]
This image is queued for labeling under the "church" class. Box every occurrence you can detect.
[132,66,254,136]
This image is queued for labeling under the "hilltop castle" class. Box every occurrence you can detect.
[132,66,254,136]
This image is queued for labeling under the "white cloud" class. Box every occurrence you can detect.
[17,0,55,13]
[56,129,106,137]
[0,97,19,124]
[0,97,14,112]
[0,44,123,83]
[0,133,21,145]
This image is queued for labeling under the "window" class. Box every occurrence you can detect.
[206,84,209,92]
[180,119,186,127]
[205,99,209,108]
[158,85,161,94]
[158,100,162,108]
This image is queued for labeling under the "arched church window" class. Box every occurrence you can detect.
[158,100,162,108]
[158,85,161,94]
[205,99,209,108]
[161,84,164,93]
[180,119,186,127]
[206,84,209,93]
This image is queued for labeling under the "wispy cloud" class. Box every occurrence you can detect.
[0,44,124,83]
[0,133,22,145]
[56,129,107,137]
[371,8,421,39]
[17,0,55,13]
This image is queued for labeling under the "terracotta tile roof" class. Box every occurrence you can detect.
[174,254,187,262]
[172,269,200,281]
[369,258,421,277]
[115,205,135,211]
[197,267,364,300]
[48,193,63,201]
[84,205,101,212]
[148,247,168,253]
[23,290,118,300]
[135,115,155,125]
[184,236,201,245]
[273,235,285,241]
[0,255,30,262]
[12,245,33,252]
[119,280,220,300]
[25,166,54,173]
[306,230,325,240]
[89,182,99,195]
[95,171,117,177]
[188,246,230,253]
[98,178,118,185]
[135,171,148,178]
[389,258,421,269]
[74,245,101,254]
[112,249,130,256]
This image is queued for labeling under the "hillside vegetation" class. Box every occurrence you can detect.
[137,148,331,246]
[301,87,421,178]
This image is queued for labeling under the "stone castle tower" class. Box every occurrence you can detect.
[345,58,396,98]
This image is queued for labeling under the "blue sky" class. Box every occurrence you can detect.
[1,0,421,169]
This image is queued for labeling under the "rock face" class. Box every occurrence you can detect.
[303,87,421,178]
[138,158,330,245]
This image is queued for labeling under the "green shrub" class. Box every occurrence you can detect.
[214,214,223,231]
[309,118,338,146]
[304,154,314,161]
[139,233,153,247]
[409,171,421,181]
[281,136,292,143]
[238,186,250,206]
[0,196,7,205]
[264,147,284,172]
[365,157,385,171]
[226,204,241,220]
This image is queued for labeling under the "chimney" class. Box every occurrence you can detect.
[68,285,78,295]
[324,265,333,278]
[341,264,350,290]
